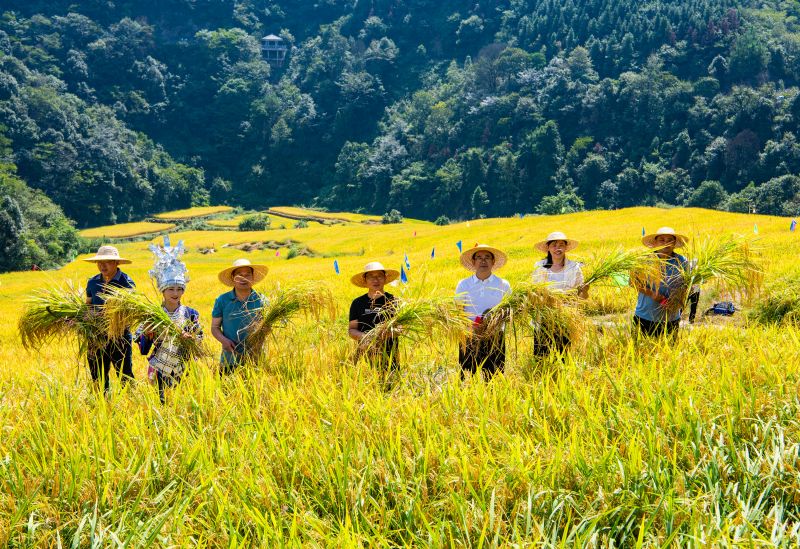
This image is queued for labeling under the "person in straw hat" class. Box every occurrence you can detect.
[531,231,588,357]
[348,261,401,373]
[532,231,588,297]
[211,258,267,372]
[633,227,689,338]
[455,244,511,379]
[83,245,136,392]
[137,237,203,403]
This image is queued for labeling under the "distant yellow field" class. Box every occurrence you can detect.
[78,221,176,238]
[153,205,233,220]
[269,206,383,223]
[2,206,799,545]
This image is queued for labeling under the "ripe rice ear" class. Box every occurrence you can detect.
[102,287,206,359]
[244,282,337,359]
[18,284,107,357]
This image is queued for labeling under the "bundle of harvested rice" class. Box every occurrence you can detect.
[244,282,337,359]
[482,281,585,348]
[665,235,763,314]
[18,285,107,356]
[582,247,660,288]
[359,295,472,356]
[102,287,205,359]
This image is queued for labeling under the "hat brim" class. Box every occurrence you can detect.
[82,256,132,264]
[350,269,400,288]
[533,239,579,254]
[218,264,268,286]
[642,234,688,248]
[459,246,508,271]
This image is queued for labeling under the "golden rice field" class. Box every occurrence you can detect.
[78,221,176,239]
[268,206,384,223]
[153,205,233,221]
[1,207,799,546]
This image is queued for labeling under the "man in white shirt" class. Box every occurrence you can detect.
[455,244,511,379]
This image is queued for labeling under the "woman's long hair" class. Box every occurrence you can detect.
[543,251,553,269]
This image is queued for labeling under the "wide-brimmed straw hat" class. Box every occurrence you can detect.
[350,261,400,288]
[642,227,688,248]
[82,245,132,264]
[459,244,508,271]
[534,232,579,253]
[217,258,268,286]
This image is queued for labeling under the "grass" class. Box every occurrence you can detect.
[153,206,233,220]
[1,206,800,545]
[79,221,176,239]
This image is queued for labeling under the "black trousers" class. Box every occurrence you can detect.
[688,290,700,323]
[460,331,505,379]
[155,370,180,404]
[533,332,571,358]
[633,315,680,338]
[87,335,134,392]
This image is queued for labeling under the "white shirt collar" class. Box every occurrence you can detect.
[471,273,496,284]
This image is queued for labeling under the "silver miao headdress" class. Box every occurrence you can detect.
[149,236,189,291]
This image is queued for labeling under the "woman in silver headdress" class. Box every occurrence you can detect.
[137,236,203,403]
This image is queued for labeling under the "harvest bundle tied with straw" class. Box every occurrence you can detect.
[359,294,472,356]
[243,281,337,359]
[481,281,585,346]
[18,284,107,356]
[664,235,763,315]
[102,286,205,360]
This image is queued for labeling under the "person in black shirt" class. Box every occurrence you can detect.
[83,245,136,394]
[348,261,400,374]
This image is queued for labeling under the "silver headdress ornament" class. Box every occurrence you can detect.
[149,235,189,291]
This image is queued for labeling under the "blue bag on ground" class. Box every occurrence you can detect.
[707,302,736,316]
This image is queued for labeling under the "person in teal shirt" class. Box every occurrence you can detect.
[632,227,689,338]
[211,258,267,372]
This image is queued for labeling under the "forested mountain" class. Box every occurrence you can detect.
[2,0,800,241]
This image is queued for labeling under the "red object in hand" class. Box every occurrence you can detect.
[473,315,483,327]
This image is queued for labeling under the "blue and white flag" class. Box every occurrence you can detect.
[456,240,463,252]
[791,219,797,232]
[333,260,340,274]
[430,247,435,259]
[404,253,411,270]
[641,227,646,236]
[400,265,408,284]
